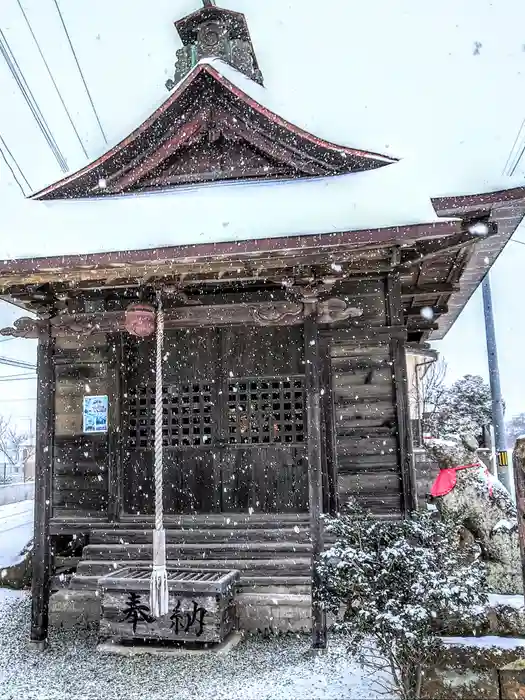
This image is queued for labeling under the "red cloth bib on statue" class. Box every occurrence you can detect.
[430,462,493,498]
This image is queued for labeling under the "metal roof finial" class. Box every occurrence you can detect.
[202,0,216,6]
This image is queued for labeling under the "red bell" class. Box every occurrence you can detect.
[125,303,155,337]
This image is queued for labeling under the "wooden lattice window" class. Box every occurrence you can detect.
[127,382,214,449]
[227,376,305,445]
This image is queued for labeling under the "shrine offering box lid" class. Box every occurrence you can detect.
[99,566,240,595]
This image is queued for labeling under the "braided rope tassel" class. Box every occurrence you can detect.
[150,290,169,618]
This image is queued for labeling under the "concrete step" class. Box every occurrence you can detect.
[237,592,311,634]
[73,557,311,581]
[70,556,312,592]
[49,588,313,633]
[75,558,312,577]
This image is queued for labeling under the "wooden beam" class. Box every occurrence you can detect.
[387,274,417,515]
[107,334,123,521]
[108,116,204,193]
[304,313,327,649]
[405,304,448,319]
[30,320,55,648]
[400,230,486,269]
[325,326,407,343]
[321,341,338,515]
[401,283,458,298]
[406,321,439,332]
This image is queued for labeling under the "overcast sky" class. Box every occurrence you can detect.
[1,0,525,426]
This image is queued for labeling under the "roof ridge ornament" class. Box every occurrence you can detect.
[166,2,263,90]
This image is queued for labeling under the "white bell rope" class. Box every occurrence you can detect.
[149,291,169,617]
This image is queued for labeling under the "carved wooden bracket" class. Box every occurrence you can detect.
[0,316,41,339]
[250,302,304,326]
[317,298,363,324]
[46,298,363,337]
[50,312,125,337]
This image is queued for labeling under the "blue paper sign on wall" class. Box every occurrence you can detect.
[83,395,109,434]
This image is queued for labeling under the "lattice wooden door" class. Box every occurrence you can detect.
[122,326,308,514]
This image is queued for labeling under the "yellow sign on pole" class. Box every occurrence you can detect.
[497,451,509,468]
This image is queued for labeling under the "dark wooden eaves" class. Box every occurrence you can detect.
[31,63,396,201]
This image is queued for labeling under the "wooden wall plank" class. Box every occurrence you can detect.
[222,326,304,376]
[330,274,406,518]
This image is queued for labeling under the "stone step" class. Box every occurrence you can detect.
[70,556,312,592]
[49,589,313,633]
[237,592,311,634]
[88,527,312,545]
[73,556,311,580]
[76,558,311,576]
[82,542,312,560]
[69,571,311,594]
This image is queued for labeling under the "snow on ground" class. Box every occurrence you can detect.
[442,636,525,650]
[0,595,382,700]
[488,594,525,610]
[0,499,33,527]
[0,499,33,570]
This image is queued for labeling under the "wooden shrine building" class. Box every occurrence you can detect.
[1,1,525,645]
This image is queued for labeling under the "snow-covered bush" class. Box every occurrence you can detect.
[317,501,487,699]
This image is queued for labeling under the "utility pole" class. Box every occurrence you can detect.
[482,273,512,493]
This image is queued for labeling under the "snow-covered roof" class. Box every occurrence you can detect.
[1,45,524,261]
[2,158,450,261]
[1,0,525,344]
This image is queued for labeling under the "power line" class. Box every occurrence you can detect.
[0,132,31,191]
[503,116,525,175]
[509,141,525,177]
[52,0,108,144]
[0,27,67,172]
[0,397,36,402]
[511,239,525,247]
[0,135,27,196]
[0,27,68,172]
[0,356,36,370]
[16,0,89,160]
[0,373,35,382]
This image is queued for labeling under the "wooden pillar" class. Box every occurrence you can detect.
[386,273,417,514]
[392,337,417,513]
[108,334,123,521]
[320,339,338,514]
[304,313,327,649]
[512,439,525,594]
[30,320,55,648]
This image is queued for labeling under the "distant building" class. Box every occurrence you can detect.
[0,438,35,483]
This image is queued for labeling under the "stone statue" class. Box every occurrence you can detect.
[426,434,522,594]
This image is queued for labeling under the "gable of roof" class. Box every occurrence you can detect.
[32,60,396,201]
